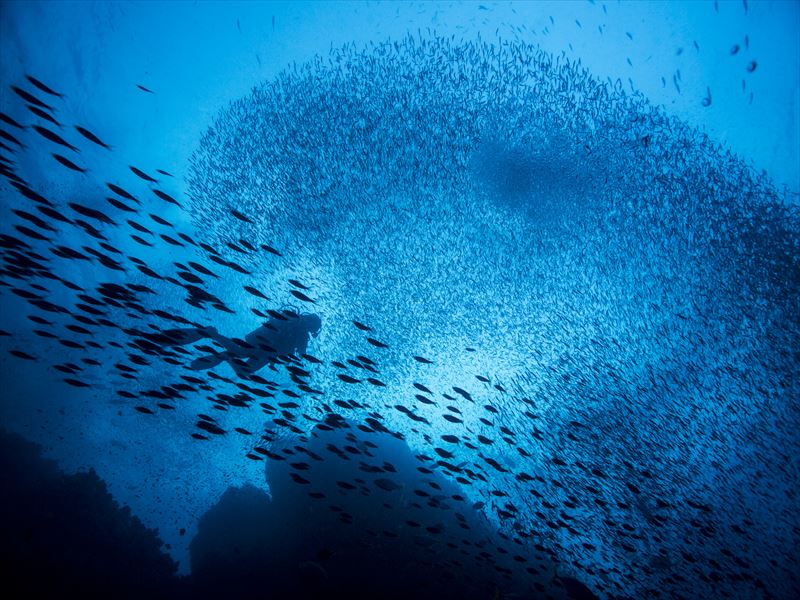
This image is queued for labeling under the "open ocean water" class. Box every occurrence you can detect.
[0,1,798,599]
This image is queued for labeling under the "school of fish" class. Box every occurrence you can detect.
[0,32,798,600]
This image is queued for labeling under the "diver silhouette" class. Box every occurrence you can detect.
[163,310,321,377]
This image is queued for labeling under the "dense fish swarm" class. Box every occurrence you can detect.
[188,36,799,599]
[0,33,797,600]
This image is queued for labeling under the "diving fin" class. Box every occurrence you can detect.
[162,327,212,346]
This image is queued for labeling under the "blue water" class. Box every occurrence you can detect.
[0,2,798,599]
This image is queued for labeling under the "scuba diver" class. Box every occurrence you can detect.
[163,309,321,378]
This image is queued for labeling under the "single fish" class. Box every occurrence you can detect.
[107,183,139,203]
[258,243,281,257]
[75,126,111,149]
[290,289,315,303]
[230,208,254,223]
[130,165,157,182]
[0,129,26,149]
[0,112,25,129]
[33,125,79,152]
[153,189,180,206]
[52,153,87,173]
[25,75,64,98]
[26,104,61,128]
[10,85,53,110]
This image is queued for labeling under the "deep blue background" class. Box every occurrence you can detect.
[0,2,797,598]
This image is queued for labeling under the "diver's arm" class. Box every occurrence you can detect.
[293,332,312,357]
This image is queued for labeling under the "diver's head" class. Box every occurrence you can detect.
[303,313,322,337]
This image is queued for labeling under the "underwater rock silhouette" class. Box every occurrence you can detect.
[0,429,179,600]
[189,420,593,600]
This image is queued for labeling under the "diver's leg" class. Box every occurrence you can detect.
[226,355,252,378]
[160,327,209,346]
[190,352,226,370]
[190,350,251,377]
[204,330,244,355]
[185,328,255,377]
